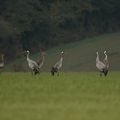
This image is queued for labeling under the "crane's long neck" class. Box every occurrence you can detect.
[60,54,63,62]
[39,54,45,68]
[42,55,45,63]
[104,53,108,62]
[27,52,30,61]
[104,52,109,68]
[96,52,100,63]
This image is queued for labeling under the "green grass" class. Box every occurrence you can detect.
[7,32,120,71]
[0,72,120,120]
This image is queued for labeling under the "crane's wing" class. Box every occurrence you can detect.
[96,61,106,70]
[54,61,59,68]
[54,61,62,69]
[103,58,107,64]
[53,57,63,69]
[29,59,39,69]
[103,59,109,68]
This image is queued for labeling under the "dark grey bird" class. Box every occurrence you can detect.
[51,51,64,76]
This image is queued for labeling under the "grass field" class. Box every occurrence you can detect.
[0,72,120,120]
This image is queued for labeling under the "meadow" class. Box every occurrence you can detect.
[0,72,120,120]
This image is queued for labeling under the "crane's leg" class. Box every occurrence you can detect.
[51,67,56,76]
[0,69,2,74]
[51,69,54,76]
[30,69,34,75]
[51,71,54,76]
[38,70,40,74]
[102,69,108,77]
[57,70,59,76]
[100,72,102,77]
[32,71,34,75]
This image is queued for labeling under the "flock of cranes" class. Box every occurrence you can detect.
[26,50,64,76]
[0,50,109,76]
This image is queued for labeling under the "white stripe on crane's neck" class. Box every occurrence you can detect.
[27,51,30,61]
[60,52,63,61]
[104,51,108,61]
[60,56,63,62]
[96,51,100,62]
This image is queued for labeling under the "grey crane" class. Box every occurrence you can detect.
[26,50,39,75]
[51,51,64,76]
[96,51,108,76]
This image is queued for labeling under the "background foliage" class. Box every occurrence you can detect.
[0,0,120,59]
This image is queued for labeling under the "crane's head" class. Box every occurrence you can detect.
[26,50,30,53]
[61,51,64,57]
[61,51,64,54]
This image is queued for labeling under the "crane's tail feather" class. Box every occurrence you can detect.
[33,68,39,75]
[103,69,108,76]
[51,67,58,76]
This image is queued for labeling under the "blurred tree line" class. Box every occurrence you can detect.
[0,0,120,60]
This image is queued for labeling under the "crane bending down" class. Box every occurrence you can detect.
[0,54,4,69]
[51,51,64,76]
[26,50,40,75]
[96,51,108,76]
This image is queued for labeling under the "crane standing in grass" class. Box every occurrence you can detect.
[0,54,4,69]
[51,51,64,76]
[26,50,40,75]
[96,51,108,76]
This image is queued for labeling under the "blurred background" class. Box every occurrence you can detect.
[0,0,120,71]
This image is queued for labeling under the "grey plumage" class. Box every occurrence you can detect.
[51,51,64,76]
[96,51,109,76]
[26,50,39,75]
